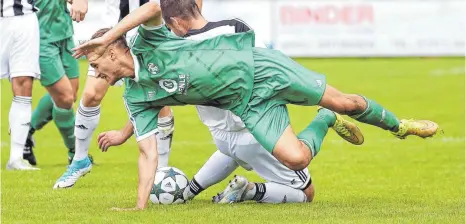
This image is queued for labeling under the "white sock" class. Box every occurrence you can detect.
[9,96,32,162]
[186,151,239,199]
[244,182,307,203]
[74,100,100,161]
[156,113,174,169]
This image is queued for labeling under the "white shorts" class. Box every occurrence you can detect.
[210,128,312,190]
[0,13,40,80]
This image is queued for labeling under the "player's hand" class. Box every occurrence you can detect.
[72,36,109,59]
[70,0,88,22]
[98,130,127,152]
[110,207,143,211]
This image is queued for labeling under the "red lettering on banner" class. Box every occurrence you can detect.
[280,5,374,25]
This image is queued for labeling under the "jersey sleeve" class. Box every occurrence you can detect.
[139,24,176,45]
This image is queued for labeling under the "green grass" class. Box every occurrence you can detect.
[1,58,464,224]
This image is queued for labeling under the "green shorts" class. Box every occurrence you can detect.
[39,37,79,86]
[239,48,327,153]
[123,96,162,142]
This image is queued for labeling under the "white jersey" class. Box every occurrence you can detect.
[184,19,266,132]
[103,0,153,36]
[1,0,37,17]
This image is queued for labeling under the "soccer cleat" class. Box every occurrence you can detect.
[6,159,40,171]
[392,119,439,139]
[23,133,37,166]
[53,157,92,189]
[324,108,364,145]
[212,175,249,204]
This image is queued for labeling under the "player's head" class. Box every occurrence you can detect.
[87,28,131,85]
[161,0,202,36]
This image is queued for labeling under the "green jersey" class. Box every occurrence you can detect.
[36,0,73,43]
[125,24,256,116]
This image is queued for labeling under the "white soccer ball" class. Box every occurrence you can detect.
[150,167,189,205]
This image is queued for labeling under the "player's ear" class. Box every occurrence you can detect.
[109,48,116,61]
[170,17,179,27]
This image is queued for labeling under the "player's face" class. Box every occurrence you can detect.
[88,50,120,85]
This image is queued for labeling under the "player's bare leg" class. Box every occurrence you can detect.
[319,84,438,139]
[272,108,363,170]
[7,76,39,170]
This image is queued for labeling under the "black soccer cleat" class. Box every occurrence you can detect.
[23,129,37,166]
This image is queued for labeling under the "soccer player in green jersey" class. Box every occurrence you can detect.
[73,1,438,210]
[22,0,91,166]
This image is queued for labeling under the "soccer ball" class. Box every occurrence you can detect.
[150,167,189,205]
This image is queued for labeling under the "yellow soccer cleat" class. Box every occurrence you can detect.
[327,110,365,145]
[392,119,439,139]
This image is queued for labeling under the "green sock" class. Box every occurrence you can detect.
[351,97,400,132]
[53,105,76,150]
[297,108,336,157]
[31,93,54,130]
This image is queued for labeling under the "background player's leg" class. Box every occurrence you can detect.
[8,77,38,170]
[46,76,76,156]
[185,150,239,200]
[156,106,175,169]
[7,13,40,170]
[30,94,54,132]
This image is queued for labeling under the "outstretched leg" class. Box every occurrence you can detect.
[319,85,438,139]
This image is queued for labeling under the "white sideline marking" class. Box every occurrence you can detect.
[430,67,465,76]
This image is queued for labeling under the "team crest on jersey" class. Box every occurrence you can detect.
[159,79,178,93]
[147,63,159,75]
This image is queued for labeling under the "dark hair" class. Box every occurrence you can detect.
[160,0,201,24]
[91,27,128,49]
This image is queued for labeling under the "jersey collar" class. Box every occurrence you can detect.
[130,50,140,82]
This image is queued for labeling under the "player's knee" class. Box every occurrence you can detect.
[56,94,75,109]
[281,149,311,171]
[81,88,104,107]
[138,144,158,162]
[11,76,33,96]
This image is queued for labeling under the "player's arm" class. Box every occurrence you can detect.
[72,1,162,58]
[136,135,158,209]
[100,1,162,41]
[97,120,134,151]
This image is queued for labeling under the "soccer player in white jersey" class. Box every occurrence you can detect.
[1,0,41,170]
[53,0,176,189]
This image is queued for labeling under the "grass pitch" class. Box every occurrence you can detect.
[1,58,464,224]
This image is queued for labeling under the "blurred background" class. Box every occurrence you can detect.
[74,0,466,58]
